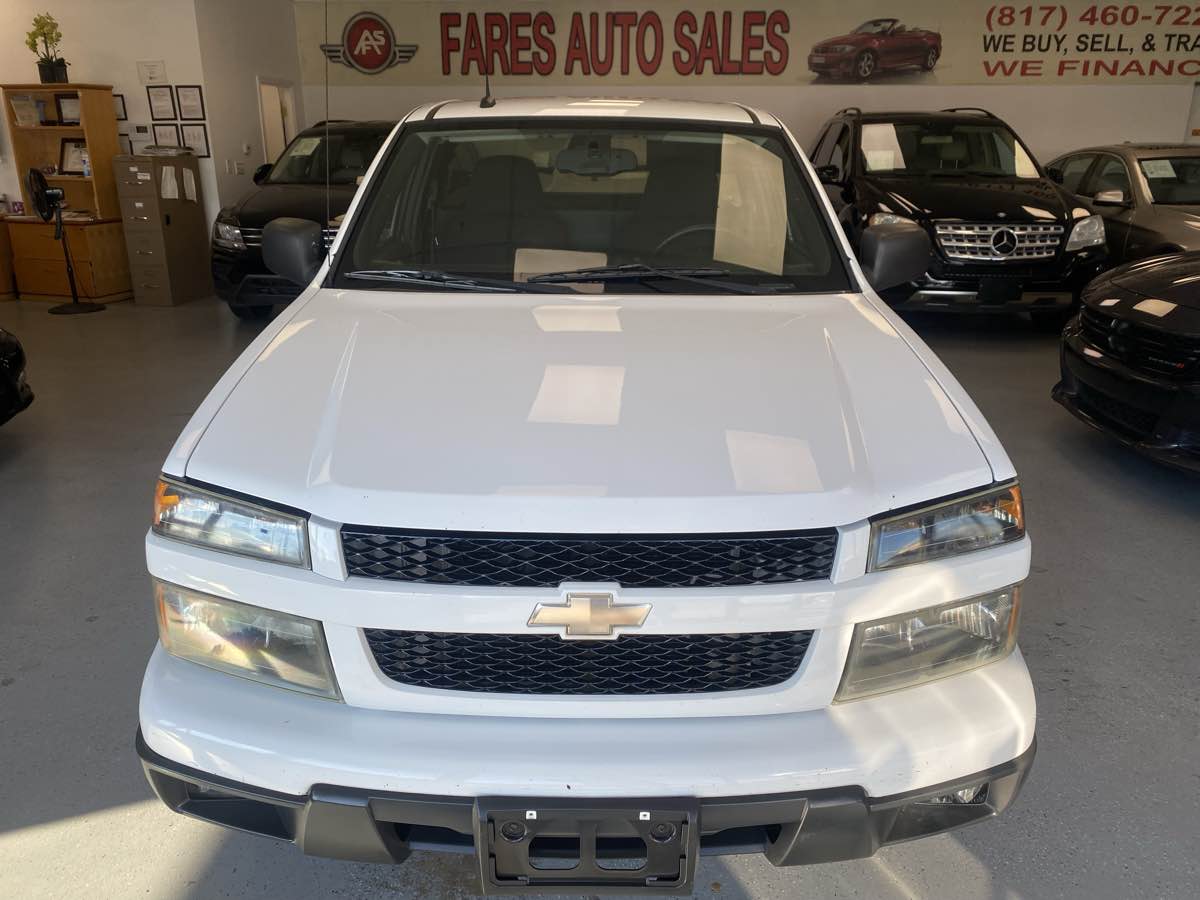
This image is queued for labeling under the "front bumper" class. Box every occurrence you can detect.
[0,372,33,426]
[137,724,1035,879]
[1053,320,1200,472]
[808,53,856,76]
[212,245,302,308]
[883,248,1106,313]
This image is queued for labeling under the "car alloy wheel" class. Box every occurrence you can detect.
[856,51,876,79]
[924,48,939,70]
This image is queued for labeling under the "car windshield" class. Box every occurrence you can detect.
[267,130,388,185]
[1137,156,1200,204]
[860,122,1040,178]
[335,121,848,293]
[854,20,895,34]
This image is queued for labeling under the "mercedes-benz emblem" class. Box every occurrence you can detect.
[991,228,1019,256]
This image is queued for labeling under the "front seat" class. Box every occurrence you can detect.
[436,155,561,274]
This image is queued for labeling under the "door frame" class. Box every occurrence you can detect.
[256,76,298,165]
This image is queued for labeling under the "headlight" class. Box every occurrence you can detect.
[155,580,340,699]
[153,478,310,567]
[1065,214,1105,252]
[214,221,245,250]
[869,482,1024,572]
[835,585,1021,702]
[868,213,913,227]
[829,44,856,53]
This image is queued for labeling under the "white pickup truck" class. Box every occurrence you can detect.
[137,97,1034,895]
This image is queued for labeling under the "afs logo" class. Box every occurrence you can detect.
[320,12,417,74]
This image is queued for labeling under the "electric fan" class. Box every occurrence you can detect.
[25,168,105,315]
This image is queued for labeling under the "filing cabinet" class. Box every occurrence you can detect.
[113,154,212,305]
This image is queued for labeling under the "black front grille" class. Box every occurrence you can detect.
[341,528,838,588]
[1080,306,1200,379]
[364,630,813,694]
[1076,383,1158,438]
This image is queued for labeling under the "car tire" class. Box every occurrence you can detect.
[230,305,274,321]
[854,51,878,80]
[922,47,940,70]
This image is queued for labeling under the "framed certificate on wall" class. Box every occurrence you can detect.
[176,85,205,121]
[181,123,210,158]
[147,85,176,121]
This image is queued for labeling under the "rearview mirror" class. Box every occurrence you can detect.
[252,163,273,185]
[1093,189,1127,206]
[262,217,324,287]
[555,144,637,176]
[860,222,932,292]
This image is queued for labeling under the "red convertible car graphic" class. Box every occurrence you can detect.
[808,18,942,80]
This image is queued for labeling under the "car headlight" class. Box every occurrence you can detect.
[1065,214,1105,252]
[869,482,1024,572]
[214,220,245,250]
[868,213,914,227]
[835,585,1021,702]
[153,478,310,567]
[155,580,340,699]
[829,44,856,53]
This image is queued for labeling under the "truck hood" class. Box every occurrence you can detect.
[866,176,1077,224]
[183,289,993,532]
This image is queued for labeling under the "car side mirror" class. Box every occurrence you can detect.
[1093,189,1127,206]
[1046,166,1064,185]
[860,221,932,292]
[262,217,324,287]
[815,164,843,184]
[252,163,273,185]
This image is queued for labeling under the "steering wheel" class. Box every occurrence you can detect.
[653,223,720,259]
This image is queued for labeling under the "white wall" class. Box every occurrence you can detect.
[302,81,1195,163]
[0,0,221,225]
[194,0,305,210]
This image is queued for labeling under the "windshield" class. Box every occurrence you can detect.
[334,121,848,294]
[854,20,895,34]
[1137,156,1200,204]
[860,122,1040,178]
[267,130,389,185]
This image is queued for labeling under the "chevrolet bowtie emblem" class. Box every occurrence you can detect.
[528,592,651,639]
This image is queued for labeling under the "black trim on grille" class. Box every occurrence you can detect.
[364,630,814,694]
[1079,306,1200,379]
[340,527,839,588]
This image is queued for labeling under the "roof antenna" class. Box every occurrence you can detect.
[480,66,496,109]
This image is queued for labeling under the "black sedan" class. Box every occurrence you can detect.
[0,327,33,426]
[1053,253,1200,472]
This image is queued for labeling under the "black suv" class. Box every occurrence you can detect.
[212,120,394,319]
[810,108,1107,324]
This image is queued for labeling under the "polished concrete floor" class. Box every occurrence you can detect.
[0,297,1196,899]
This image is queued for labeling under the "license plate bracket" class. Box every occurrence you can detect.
[474,797,700,895]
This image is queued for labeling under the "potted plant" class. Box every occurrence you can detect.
[26,13,69,83]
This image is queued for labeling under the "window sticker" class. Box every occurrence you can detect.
[290,136,321,157]
[1140,159,1177,179]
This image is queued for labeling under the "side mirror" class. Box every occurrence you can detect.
[1093,189,1127,206]
[815,164,843,184]
[262,217,324,287]
[252,163,273,185]
[1046,166,1064,185]
[860,221,932,292]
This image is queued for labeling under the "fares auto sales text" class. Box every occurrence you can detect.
[440,10,791,77]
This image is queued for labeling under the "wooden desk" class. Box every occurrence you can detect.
[6,216,131,303]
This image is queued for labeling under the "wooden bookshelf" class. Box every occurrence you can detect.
[1,83,129,302]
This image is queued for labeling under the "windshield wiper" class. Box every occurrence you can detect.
[527,263,774,294]
[345,269,554,293]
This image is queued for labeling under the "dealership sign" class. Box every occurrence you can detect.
[320,11,417,73]
[297,1,1200,85]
